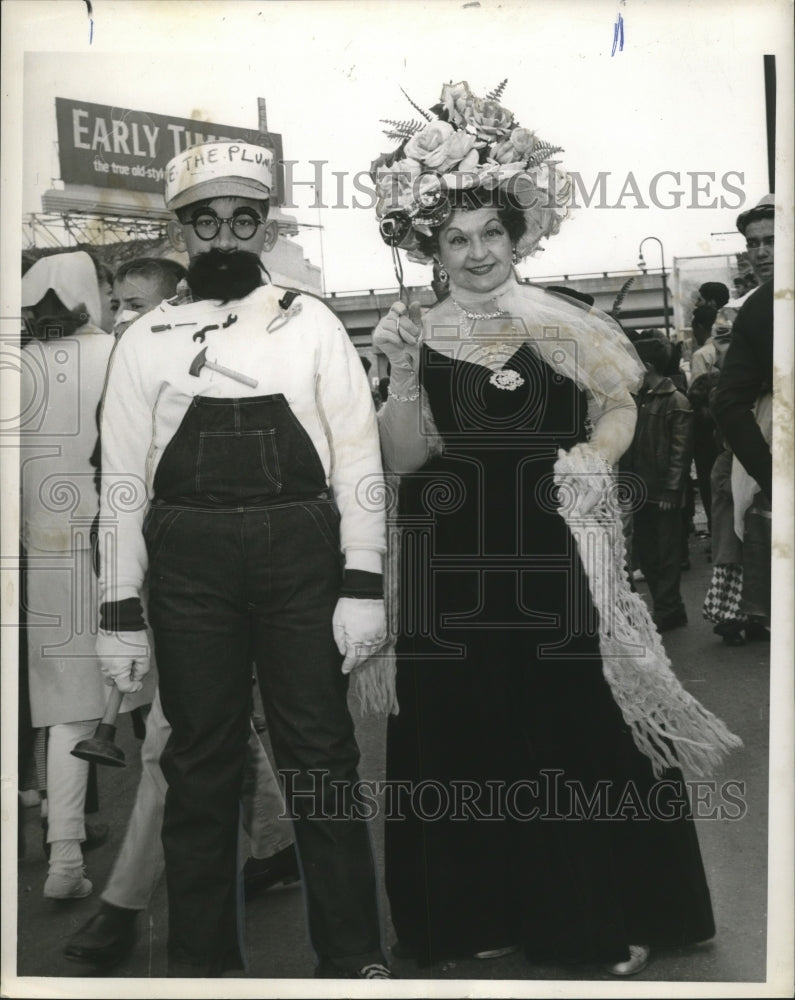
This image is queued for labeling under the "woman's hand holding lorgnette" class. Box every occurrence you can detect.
[373,301,422,375]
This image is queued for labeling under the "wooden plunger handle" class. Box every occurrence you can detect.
[101,684,125,726]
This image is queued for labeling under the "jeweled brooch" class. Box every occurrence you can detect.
[489,369,525,391]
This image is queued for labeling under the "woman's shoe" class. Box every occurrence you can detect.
[473,945,520,960]
[605,944,650,976]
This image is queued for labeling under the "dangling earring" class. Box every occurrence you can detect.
[511,247,520,265]
[435,262,448,283]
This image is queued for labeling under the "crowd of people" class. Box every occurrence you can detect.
[16,83,774,982]
[618,193,773,649]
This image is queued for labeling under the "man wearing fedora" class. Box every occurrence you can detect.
[95,140,391,978]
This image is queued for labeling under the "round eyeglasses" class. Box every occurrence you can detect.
[186,209,266,241]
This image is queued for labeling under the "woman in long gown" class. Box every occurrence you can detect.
[370,80,741,975]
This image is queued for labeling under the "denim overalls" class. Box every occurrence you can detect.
[146,393,383,974]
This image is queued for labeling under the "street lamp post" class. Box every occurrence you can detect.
[638,236,671,340]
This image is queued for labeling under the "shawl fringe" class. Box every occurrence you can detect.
[352,650,398,716]
[554,444,743,777]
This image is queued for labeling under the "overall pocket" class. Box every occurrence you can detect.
[143,506,184,564]
[196,429,282,497]
[299,500,341,557]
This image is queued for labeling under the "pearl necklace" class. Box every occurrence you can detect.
[451,298,508,321]
[450,297,518,354]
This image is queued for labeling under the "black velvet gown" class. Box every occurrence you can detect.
[384,341,715,967]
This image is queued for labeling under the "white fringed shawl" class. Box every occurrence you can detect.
[554,443,743,777]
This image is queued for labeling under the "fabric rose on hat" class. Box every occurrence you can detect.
[404,121,454,162]
[463,97,514,140]
[530,161,571,213]
[508,127,535,156]
[441,156,484,192]
[440,147,481,188]
[491,127,537,164]
[511,164,572,259]
[374,157,423,217]
[404,121,478,173]
[440,81,474,127]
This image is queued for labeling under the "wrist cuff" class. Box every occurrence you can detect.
[340,569,384,599]
[100,598,147,632]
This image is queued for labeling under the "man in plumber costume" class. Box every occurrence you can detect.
[96,140,391,979]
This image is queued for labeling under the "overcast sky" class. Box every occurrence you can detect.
[4,0,793,295]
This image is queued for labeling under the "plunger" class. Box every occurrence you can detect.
[71,685,126,767]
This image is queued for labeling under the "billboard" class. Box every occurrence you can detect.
[55,97,284,205]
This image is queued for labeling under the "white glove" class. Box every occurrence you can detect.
[332,598,388,675]
[372,301,422,373]
[95,630,151,694]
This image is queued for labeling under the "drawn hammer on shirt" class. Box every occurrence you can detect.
[189,346,259,388]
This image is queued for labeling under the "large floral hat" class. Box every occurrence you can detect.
[370,80,571,263]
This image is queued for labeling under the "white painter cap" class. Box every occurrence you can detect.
[164,140,273,211]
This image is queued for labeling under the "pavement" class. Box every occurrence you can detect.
[12,519,777,992]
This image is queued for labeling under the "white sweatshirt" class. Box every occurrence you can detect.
[98,283,385,604]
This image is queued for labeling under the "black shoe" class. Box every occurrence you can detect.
[722,631,746,646]
[42,820,109,860]
[243,844,300,898]
[357,963,393,978]
[315,959,392,978]
[713,619,745,637]
[64,902,139,966]
[655,610,688,632]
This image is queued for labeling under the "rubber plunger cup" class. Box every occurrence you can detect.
[71,685,126,767]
